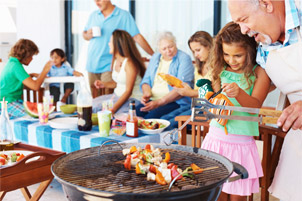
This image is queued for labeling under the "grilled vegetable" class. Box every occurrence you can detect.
[163,152,170,163]
[124,154,131,170]
[155,170,167,185]
[17,153,25,161]
[171,165,182,180]
[191,163,203,174]
[182,167,194,179]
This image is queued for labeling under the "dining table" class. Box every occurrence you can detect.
[11,114,170,153]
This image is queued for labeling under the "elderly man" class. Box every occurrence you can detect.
[228,0,302,201]
[83,0,154,98]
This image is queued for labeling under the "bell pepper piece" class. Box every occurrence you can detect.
[182,167,194,179]
[149,164,157,174]
[191,163,203,174]
[163,152,170,163]
[130,146,137,154]
[167,163,175,169]
[124,154,131,170]
[0,157,6,165]
[136,163,141,174]
[171,165,182,180]
[144,144,151,150]
[155,170,167,185]
[145,153,153,163]
[16,154,25,162]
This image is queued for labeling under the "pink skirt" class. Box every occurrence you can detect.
[201,126,263,196]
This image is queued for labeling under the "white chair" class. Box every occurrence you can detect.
[43,76,83,102]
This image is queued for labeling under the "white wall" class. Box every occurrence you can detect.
[16,0,65,74]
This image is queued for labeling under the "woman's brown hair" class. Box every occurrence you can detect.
[111,30,145,78]
[9,39,39,63]
[211,22,258,89]
[188,31,213,75]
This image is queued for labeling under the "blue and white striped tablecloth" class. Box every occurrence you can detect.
[11,117,169,153]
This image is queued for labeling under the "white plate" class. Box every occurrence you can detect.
[138,119,170,134]
[0,150,38,167]
[48,117,78,130]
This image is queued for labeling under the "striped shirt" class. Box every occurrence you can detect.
[257,0,302,68]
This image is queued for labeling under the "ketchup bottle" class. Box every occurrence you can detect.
[126,100,138,137]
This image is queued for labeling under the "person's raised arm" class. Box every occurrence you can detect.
[22,60,52,91]
[83,29,93,41]
[133,34,154,56]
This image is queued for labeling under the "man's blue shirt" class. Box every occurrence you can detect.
[84,6,140,73]
[257,0,302,68]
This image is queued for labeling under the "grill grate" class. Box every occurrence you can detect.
[54,145,229,194]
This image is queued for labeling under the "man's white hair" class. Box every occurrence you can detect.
[156,31,177,48]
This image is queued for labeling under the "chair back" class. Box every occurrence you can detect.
[23,86,44,103]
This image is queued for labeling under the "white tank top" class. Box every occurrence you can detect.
[112,58,142,100]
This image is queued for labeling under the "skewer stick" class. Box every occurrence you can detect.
[188,166,219,174]
[168,166,220,191]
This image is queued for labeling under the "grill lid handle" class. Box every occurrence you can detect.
[98,140,123,156]
[227,162,249,183]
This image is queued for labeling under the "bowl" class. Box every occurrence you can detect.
[138,119,170,134]
[92,113,98,125]
[60,104,77,114]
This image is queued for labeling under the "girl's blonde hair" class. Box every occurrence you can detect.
[112,30,146,78]
[9,39,39,63]
[211,22,258,89]
[188,31,213,75]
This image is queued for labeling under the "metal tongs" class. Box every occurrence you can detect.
[163,115,193,146]
[163,98,282,146]
[191,98,282,124]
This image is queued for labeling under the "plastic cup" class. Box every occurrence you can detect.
[38,103,49,124]
[97,110,112,137]
[92,26,101,37]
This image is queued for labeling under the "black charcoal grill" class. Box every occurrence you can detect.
[51,142,248,201]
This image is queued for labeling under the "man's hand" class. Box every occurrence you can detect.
[83,29,93,41]
[277,100,302,132]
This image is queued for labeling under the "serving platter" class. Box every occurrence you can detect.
[48,117,78,129]
[138,119,170,134]
[0,150,38,167]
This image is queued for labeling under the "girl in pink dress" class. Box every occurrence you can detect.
[201,22,271,201]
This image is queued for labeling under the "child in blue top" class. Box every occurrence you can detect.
[47,49,83,104]
[201,22,271,201]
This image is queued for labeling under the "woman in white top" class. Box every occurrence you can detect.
[93,30,146,115]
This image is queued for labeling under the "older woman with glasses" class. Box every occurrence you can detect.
[136,31,194,121]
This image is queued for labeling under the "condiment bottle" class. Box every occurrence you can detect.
[126,100,138,137]
[0,97,14,150]
[77,81,92,131]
